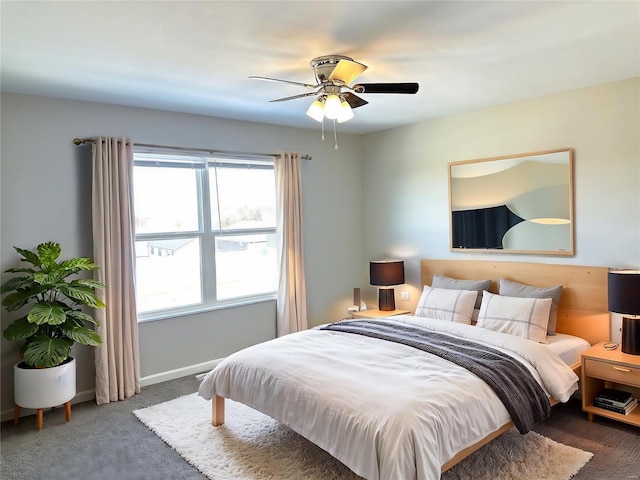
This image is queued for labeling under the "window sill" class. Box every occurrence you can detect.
[137,295,276,323]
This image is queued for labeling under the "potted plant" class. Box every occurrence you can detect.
[2,242,104,429]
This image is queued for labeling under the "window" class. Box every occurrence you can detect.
[133,148,277,319]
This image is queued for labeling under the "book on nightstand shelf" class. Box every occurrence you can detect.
[594,388,638,415]
[596,388,634,403]
[593,399,637,415]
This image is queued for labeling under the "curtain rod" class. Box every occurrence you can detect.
[73,138,312,161]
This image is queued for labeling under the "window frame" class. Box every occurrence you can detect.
[133,148,278,322]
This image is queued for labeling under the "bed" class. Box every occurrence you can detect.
[198,260,609,480]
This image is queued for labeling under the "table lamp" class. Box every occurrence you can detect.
[370,260,405,311]
[608,270,640,355]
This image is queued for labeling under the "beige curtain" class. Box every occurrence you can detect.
[274,151,308,336]
[91,137,140,405]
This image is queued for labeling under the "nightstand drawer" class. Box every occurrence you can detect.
[584,358,640,387]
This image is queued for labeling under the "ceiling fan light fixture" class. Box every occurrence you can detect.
[306,97,325,123]
[337,97,354,123]
[324,94,342,120]
[252,55,419,133]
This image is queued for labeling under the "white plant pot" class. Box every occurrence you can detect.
[14,357,76,409]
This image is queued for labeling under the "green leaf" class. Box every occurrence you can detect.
[22,335,72,368]
[1,276,34,294]
[33,270,66,285]
[59,258,99,272]
[27,302,67,325]
[37,242,61,268]
[63,326,102,346]
[65,310,100,326]
[58,284,105,308]
[1,286,48,311]
[3,317,39,340]
[14,247,41,267]
[74,279,105,290]
[4,267,36,274]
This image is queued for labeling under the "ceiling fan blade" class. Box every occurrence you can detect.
[269,92,318,103]
[249,76,317,89]
[343,92,369,109]
[328,59,368,85]
[353,83,419,94]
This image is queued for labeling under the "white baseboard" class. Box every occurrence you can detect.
[139,358,223,387]
[1,358,224,423]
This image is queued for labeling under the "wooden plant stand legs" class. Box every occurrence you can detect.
[13,405,20,427]
[14,401,72,430]
[36,409,43,431]
[65,400,71,422]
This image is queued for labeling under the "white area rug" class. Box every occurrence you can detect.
[133,393,592,480]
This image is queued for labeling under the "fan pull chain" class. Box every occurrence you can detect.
[321,119,325,141]
[333,119,339,150]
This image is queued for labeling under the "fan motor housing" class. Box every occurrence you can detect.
[310,55,354,83]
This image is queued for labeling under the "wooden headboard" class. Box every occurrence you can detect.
[420,259,609,345]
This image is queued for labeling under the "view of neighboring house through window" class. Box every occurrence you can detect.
[133,148,277,319]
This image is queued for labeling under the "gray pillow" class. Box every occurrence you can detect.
[498,279,563,335]
[432,274,491,309]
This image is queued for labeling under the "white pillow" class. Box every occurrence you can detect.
[498,279,563,336]
[476,291,551,342]
[414,286,478,324]
[432,274,491,309]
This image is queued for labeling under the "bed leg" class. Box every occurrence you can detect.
[212,395,225,426]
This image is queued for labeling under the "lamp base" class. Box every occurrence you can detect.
[378,288,396,311]
[622,316,640,355]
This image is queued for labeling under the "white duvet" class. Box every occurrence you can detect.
[198,316,579,480]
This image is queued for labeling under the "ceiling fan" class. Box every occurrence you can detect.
[249,55,419,124]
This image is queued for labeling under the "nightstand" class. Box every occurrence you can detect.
[581,342,640,427]
[351,309,410,319]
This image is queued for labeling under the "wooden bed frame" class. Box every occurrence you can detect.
[211,259,610,474]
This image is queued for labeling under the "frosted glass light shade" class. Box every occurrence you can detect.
[306,99,325,122]
[337,100,354,123]
[324,94,342,119]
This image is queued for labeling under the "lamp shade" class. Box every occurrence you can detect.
[336,99,354,123]
[324,94,342,120]
[370,261,405,286]
[306,98,325,123]
[608,270,640,355]
[608,270,640,315]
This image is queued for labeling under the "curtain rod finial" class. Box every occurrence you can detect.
[73,138,84,145]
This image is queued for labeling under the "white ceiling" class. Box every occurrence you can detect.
[2,1,639,134]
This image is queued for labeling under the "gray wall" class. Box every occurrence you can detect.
[0,93,364,415]
[361,78,640,327]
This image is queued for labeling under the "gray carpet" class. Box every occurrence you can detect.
[2,374,638,480]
